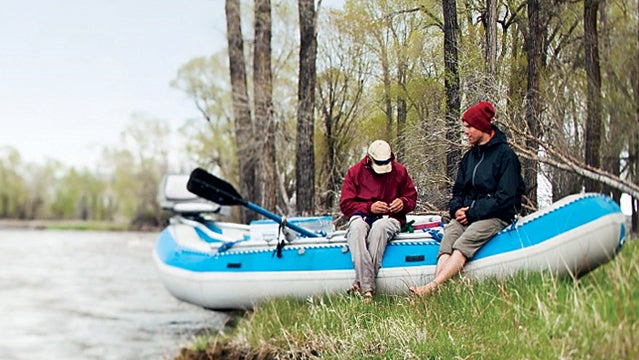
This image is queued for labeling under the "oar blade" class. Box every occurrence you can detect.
[187,168,245,206]
[187,167,319,238]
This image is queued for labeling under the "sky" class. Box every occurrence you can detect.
[1,0,231,169]
[1,1,345,170]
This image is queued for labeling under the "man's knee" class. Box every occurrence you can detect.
[347,216,369,240]
[371,217,398,230]
[451,248,471,261]
[465,218,507,240]
[348,216,368,230]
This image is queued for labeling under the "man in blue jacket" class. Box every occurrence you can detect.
[410,101,525,297]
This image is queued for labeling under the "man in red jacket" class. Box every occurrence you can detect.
[340,140,417,301]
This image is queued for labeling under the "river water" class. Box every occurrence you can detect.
[0,228,229,360]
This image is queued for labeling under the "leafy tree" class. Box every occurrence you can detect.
[0,147,28,218]
[315,9,368,215]
[172,55,237,180]
[101,115,170,227]
[51,168,106,220]
[21,160,60,220]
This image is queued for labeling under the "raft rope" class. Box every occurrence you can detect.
[273,216,287,258]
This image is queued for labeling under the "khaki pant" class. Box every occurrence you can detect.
[346,216,400,293]
[438,218,507,259]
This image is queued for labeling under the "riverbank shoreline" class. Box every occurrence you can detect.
[0,219,160,232]
[177,237,639,359]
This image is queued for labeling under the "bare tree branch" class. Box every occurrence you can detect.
[503,118,639,199]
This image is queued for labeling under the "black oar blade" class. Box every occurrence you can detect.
[187,167,320,238]
[187,168,245,206]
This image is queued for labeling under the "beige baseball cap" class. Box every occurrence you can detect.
[367,140,392,174]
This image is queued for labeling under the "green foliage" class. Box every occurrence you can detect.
[51,168,106,220]
[0,114,171,228]
[0,146,29,218]
[182,239,639,359]
[104,114,170,226]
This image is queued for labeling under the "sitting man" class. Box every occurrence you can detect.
[410,101,525,297]
[340,139,417,301]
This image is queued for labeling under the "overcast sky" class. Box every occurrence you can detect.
[0,0,285,170]
[0,0,231,169]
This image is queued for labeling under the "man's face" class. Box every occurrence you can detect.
[368,155,392,174]
[463,121,488,146]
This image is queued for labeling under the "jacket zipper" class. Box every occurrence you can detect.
[469,152,484,210]
[471,151,484,188]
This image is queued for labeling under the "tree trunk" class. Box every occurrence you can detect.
[484,0,498,98]
[396,62,407,163]
[225,0,256,223]
[296,0,317,216]
[523,0,542,211]
[634,4,639,233]
[442,0,461,190]
[598,1,621,203]
[382,52,394,140]
[584,0,603,193]
[253,0,277,214]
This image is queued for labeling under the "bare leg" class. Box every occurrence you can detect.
[410,250,467,297]
[408,253,448,296]
[433,250,466,285]
[434,253,450,277]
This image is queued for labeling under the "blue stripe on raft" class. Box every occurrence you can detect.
[155,194,622,273]
[155,229,440,273]
[474,194,621,259]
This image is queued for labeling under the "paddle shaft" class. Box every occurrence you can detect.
[245,202,319,238]
[187,168,319,238]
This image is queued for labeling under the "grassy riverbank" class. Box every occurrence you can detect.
[0,219,152,232]
[178,238,638,359]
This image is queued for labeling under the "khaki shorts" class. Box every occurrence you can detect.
[437,218,507,259]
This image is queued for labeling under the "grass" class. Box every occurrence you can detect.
[177,238,639,359]
[0,219,142,231]
[43,221,131,231]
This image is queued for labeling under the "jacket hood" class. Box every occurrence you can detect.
[478,125,508,150]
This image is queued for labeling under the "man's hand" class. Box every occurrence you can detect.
[455,206,470,225]
[371,201,390,214]
[389,198,404,213]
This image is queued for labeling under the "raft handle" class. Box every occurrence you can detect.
[405,255,425,262]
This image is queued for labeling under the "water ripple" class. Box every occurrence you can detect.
[0,229,229,360]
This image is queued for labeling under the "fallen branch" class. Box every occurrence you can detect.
[501,119,639,199]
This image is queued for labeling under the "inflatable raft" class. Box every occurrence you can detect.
[153,171,627,309]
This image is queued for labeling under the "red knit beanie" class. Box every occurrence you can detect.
[462,101,495,133]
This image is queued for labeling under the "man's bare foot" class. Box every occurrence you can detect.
[363,291,373,303]
[348,283,361,295]
[408,281,439,297]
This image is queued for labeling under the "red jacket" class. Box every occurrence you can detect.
[340,155,417,226]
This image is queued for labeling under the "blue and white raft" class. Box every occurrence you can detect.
[153,175,627,310]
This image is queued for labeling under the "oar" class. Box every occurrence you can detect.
[186,167,319,238]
